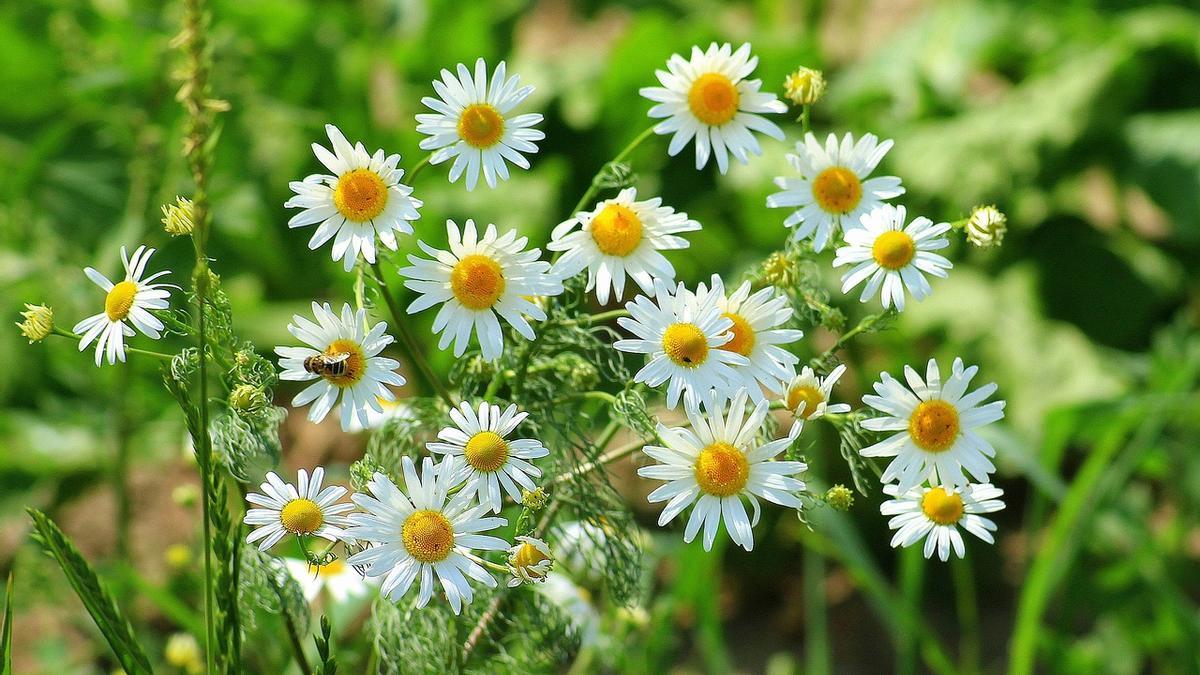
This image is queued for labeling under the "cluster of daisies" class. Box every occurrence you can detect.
[56,43,1010,615]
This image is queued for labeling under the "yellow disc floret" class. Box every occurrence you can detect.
[590,204,644,257]
[812,166,863,214]
[451,254,506,310]
[457,103,505,149]
[322,338,367,387]
[333,169,389,222]
[402,510,455,563]
[871,230,916,271]
[688,73,740,126]
[464,431,510,472]
[694,442,750,497]
[921,487,964,525]
[719,312,755,356]
[104,280,139,322]
[662,323,709,367]
[908,400,960,452]
[786,384,825,419]
[280,498,324,535]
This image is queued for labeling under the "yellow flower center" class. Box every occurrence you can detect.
[464,431,510,472]
[662,323,709,367]
[687,72,741,126]
[309,558,347,577]
[333,169,389,222]
[908,400,960,452]
[512,542,551,578]
[280,498,324,535]
[920,487,964,525]
[871,231,916,270]
[590,204,644,257]
[719,312,755,356]
[322,338,367,388]
[451,254,506,310]
[457,103,505,149]
[104,280,138,322]
[811,166,863,214]
[786,384,825,419]
[402,510,455,563]
[694,442,750,497]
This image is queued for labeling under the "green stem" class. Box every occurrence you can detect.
[800,105,811,135]
[952,555,981,675]
[803,539,830,675]
[114,365,132,562]
[366,261,455,407]
[407,153,433,184]
[810,310,894,369]
[897,545,924,675]
[50,328,175,361]
[566,125,658,219]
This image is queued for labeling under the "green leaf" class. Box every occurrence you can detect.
[1,571,13,675]
[26,509,153,674]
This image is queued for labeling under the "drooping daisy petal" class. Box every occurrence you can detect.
[767,132,905,252]
[548,187,700,305]
[399,219,563,361]
[880,482,1005,561]
[243,468,354,552]
[73,245,173,367]
[274,302,407,431]
[416,58,544,191]
[833,204,952,312]
[285,124,422,272]
[640,42,786,173]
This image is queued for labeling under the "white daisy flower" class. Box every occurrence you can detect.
[783,364,851,423]
[399,219,563,361]
[833,205,953,311]
[426,401,550,513]
[416,58,544,191]
[689,275,804,401]
[881,483,1005,561]
[860,357,1006,492]
[275,302,407,431]
[346,395,413,433]
[766,132,905,251]
[283,557,376,604]
[637,389,805,551]
[285,124,422,272]
[614,279,748,411]
[548,187,700,305]
[243,468,353,552]
[73,245,172,367]
[640,43,786,174]
[345,456,509,615]
[506,536,554,587]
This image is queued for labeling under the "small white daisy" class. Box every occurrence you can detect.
[548,187,700,305]
[345,456,509,615]
[285,124,422,272]
[640,43,786,174]
[275,302,407,431]
[834,205,953,311]
[506,536,554,587]
[767,132,905,251]
[243,468,353,551]
[783,364,852,424]
[399,219,563,361]
[426,401,550,513]
[637,389,805,551]
[416,58,544,190]
[614,279,748,411]
[283,557,375,604]
[689,275,804,401]
[73,245,172,367]
[881,483,1005,561]
[860,358,1005,492]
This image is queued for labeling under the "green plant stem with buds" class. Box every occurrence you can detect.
[367,261,455,407]
[566,125,658,219]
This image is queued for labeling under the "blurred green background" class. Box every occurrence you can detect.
[2,0,1200,672]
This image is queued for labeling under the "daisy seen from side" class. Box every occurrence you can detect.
[881,482,1005,561]
[399,219,563,361]
[767,132,904,251]
[860,357,1005,492]
[426,401,550,514]
[640,42,786,174]
[345,456,509,615]
[73,245,172,366]
[833,204,952,311]
[285,124,422,272]
[548,187,700,305]
[275,302,406,431]
[783,364,851,424]
[637,389,805,551]
[243,468,353,552]
[283,557,375,604]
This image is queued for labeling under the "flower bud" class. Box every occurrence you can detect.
[521,487,548,510]
[784,67,826,106]
[965,205,1007,248]
[229,383,268,412]
[824,484,854,511]
[161,196,196,236]
[16,303,53,343]
[506,536,554,586]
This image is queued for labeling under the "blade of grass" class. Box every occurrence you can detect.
[1,572,13,675]
[803,545,830,675]
[952,556,980,675]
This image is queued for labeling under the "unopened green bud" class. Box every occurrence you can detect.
[522,487,549,510]
[824,484,854,511]
[229,384,267,412]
